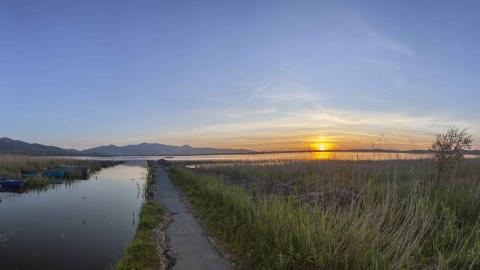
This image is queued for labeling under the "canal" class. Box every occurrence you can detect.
[0,162,147,270]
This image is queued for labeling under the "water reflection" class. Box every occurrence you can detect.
[309,151,334,160]
[307,151,433,160]
[0,164,147,270]
[49,152,480,163]
[53,151,439,162]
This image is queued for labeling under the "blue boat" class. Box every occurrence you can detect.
[42,171,66,178]
[0,178,26,189]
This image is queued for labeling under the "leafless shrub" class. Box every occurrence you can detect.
[431,127,473,177]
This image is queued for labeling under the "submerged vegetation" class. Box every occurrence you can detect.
[116,161,166,270]
[170,156,480,269]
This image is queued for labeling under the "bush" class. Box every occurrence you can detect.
[432,127,473,178]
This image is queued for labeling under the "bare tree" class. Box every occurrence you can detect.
[431,127,473,178]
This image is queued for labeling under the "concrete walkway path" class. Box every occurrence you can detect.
[153,166,231,270]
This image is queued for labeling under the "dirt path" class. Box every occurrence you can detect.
[153,166,231,270]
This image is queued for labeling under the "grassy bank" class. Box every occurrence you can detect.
[116,161,166,270]
[170,158,480,269]
[116,202,165,270]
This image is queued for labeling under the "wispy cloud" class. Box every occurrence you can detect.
[362,27,417,58]
[161,99,479,151]
[118,11,478,150]
[352,12,417,58]
[252,80,321,104]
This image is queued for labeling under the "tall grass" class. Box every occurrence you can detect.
[0,155,120,175]
[170,158,480,269]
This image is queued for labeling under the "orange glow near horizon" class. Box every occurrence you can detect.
[314,142,335,151]
[172,131,436,152]
[310,136,337,151]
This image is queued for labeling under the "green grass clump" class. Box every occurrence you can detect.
[169,159,480,270]
[116,201,164,270]
[116,161,165,270]
[145,162,156,199]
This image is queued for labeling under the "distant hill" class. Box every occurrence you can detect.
[0,137,478,156]
[0,137,80,156]
[0,137,255,156]
[82,143,255,156]
[469,149,480,155]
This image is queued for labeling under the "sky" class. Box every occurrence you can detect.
[1,0,479,151]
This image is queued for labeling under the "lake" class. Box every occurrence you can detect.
[62,151,437,162]
[0,163,147,270]
[53,151,480,164]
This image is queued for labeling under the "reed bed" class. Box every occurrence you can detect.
[0,155,123,188]
[170,158,480,269]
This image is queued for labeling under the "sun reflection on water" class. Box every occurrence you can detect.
[309,151,335,160]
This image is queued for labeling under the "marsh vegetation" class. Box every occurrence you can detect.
[170,154,480,269]
[0,155,122,189]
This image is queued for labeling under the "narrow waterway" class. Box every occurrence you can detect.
[0,163,147,270]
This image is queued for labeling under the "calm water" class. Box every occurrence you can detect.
[54,152,479,163]
[62,151,439,162]
[0,163,147,270]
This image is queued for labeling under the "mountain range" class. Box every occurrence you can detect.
[1,137,479,156]
[0,137,255,156]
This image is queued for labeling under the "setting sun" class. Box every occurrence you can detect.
[310,136,336,151]
[317,143,327,151]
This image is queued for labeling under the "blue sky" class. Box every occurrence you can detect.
[1,0,479,150]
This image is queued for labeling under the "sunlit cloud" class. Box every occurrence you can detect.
[3,2,478,151]
[155,100,479,151]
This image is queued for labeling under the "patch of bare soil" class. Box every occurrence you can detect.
[152,211,175,270]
